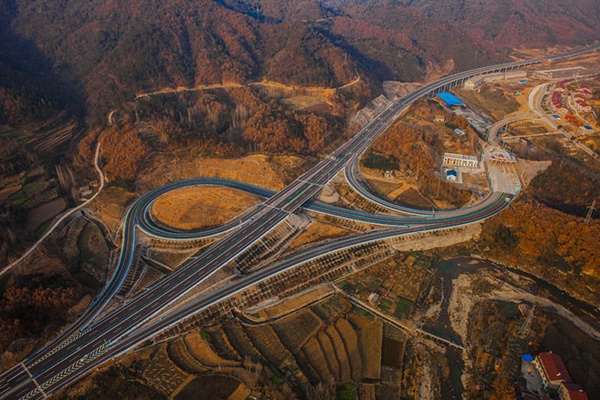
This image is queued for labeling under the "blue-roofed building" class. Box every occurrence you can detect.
[445,169,458,182]
[437,92,465,107]
[523,354,533,363]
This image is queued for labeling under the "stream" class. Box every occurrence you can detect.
[420,257,600,399]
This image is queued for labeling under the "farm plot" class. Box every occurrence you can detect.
[301,337,335,384]
[183,332,239,368]
[311,295,351,323]
[166,338,206,374]
[223,324,263,363]
[243,324,290,367]
[335,318,363,381]
[325,325,351,382]
[272,309,322,353]
[317,330,341,381]
[142,345,188,396]
[348,312,383,381]
[205,326,242,362]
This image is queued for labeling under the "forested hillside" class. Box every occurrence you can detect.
[3,0,599,125]
[401,0,600,48]
[324,0,600,49]
[1,0,507,124]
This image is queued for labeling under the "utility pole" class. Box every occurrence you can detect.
[584,199,596,225]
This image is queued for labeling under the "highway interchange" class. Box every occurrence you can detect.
[0,44,598,400]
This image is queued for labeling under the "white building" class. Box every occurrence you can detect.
[443,153,479,168]
[483,72,508,83]
[504,70,527,80]
[464,76,484,90]
[533,67,599,80]
[464,71,527,90]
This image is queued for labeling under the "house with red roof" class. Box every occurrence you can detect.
[559,382,588,400]
[533,352,571,388]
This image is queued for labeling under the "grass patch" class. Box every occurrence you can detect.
[11,197,26,206]
[311,295,349,323]
[22,181,48,196]
[414,256,432,269]
[338,383,357,400]
[368,279,381,291]
[8,190,25,201]
[68,366,164,400]
[0,130,18,138]
[393,298,413,320]
[174,375,239,400]
[26,167,45,178]
[35,219,53,237]
[72,269,102,290]
[353,307,374,321]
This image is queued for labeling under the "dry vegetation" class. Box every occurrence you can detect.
[479,198,600,305]
[152,186,259,231]
[137,152,311,192]
[288,220,353,250]
[88,186,136,231]
[272,310,322,353]
[454,86,521,120]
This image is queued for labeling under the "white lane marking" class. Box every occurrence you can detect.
[31,378,48,399]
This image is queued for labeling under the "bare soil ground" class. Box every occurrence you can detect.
[152,186,259,231]
[509,120,551,135]
[509,46,574,61]
[252,285,334,320]
[282,95,332,111]
[517,159,552,187]
[288,221,353,249]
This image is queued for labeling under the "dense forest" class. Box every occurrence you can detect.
[480,197,600,305]
[323,0,600,49]
[529,161,600,217]
[0,274,83,354]
[4,0,597,126]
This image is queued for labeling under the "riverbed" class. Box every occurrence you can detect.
[421,256,600,399]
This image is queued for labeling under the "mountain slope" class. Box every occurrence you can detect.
[326,0,600,48]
